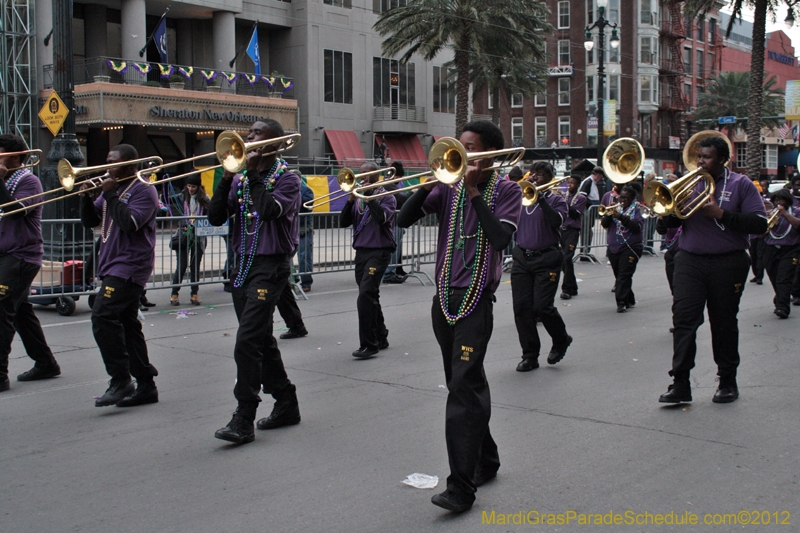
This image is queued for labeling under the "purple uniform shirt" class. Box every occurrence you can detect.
[515,191,567,250]
[226,169,301,256]
[764,206,800,246]
[601,190,620,207]
[562,192,587,231]
[606,204,644,254]
[93,180,158,287]
[0,170,44,266]
[678,170,767,254]
[348,192,397,249]
[423,179,522,293]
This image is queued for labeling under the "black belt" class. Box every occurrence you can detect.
[520,245,561,259]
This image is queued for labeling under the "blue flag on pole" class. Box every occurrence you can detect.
[155,17,168,63]
[246,26,260,75]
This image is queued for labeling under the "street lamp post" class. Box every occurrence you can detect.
[585,0,620,165]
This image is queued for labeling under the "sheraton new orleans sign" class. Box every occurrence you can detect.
[149,105,266,124]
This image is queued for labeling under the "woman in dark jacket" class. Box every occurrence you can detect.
[170,175,209,306]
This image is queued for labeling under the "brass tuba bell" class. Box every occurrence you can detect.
[602,138,644,184]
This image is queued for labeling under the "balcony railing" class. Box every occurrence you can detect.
[373,105,426,122]
[43,56,295,100]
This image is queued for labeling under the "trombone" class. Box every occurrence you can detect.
[351,137,526,200]
[0,156,163,218]
[303,166,395,209]
[642,131,731,219]
[134,131,301,186]
[0,149,42,171]
[520,177,569,207]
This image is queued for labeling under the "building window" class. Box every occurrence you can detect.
[763,145,778,169]
[373,57,415,107]
[433,66,455,113]
[324,49,353,104]
[736,144,746,168]
[685,16,692,39]
[696,50,704,78]
[608,0,619,23]
[640,36,657,64]
[558,116,570,145]
[640,76,651,103]
[372,0,406,14]
[640,0,652,24]
[586,36,595,64]
[709,18,717,43]
[511,117,523,146]
[587,74,594,103]
[684,82,692,107]
[325,0,352,8]
[535,91,546,107]
[586,0,594,25]
[558,2,570,29]
[608,75,619,101]
[558,40,570,65]
[535,117,547,147]
[558,78,570,105]
[697,16,704,42]
[487,92,493,109]
[683,47,692,75]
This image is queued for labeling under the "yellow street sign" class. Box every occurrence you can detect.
[38,91,69,136]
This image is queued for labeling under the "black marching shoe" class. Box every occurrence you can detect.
[547,335,573,365]
[516,357,539,372]
[712,378,739,404]
[559,292,572,300]
[617,304,627,313]
[431,489,475,513]
[215,404,257,444]
[280,327,309,340]
[17,362,61,381]
[473,465,498,487]
[352,346,379,359]
[116,381,158,407]
[793,297,800,306]
[658,379,692,403]
[257,386,300,430]
[378,338,389,350]
[774,308,789,319]
[95,376,135,407]
[0,379,9,392]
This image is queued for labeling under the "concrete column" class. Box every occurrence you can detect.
[212,11,236,71]
[120,0,147,62]
[84,5,108,59]
[176,19,194,67]
[36,0,53,92]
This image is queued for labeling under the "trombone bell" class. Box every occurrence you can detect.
[216,132,301,174]
[57,156,163,192]
[602,138,644,184]
[521,177,569,207]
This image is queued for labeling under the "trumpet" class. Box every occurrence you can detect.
[602,138,644,184]
[765,208,781,232]
[303,166,395,209]
[0,149,42,171]
[643,131,731,219]
[134,132,301,187]
[351,137,526,200]
[520,177,569,207]
[598,202,621,216]
[0,156,163,218]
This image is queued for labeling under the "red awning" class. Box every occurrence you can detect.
[325,130,366,165]
[376,135,427,166]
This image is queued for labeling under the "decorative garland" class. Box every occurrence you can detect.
[233,158,288,287]
[158,64,174,78]
[281,79,294,91]
[107,60,127,73]
[132,62,151,75]
[221,72,238,84]
[437,172,501,325]
[244,74,258,86]
[201,70,217,82]
[179,67,193,79]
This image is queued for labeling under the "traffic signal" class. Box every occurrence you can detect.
[565,156,572,172]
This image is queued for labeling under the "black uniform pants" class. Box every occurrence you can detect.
[0,255,56,382]
[749,237,766,282]
[764,244,800,315]
[92,276,157,382]
[171,240,205,295]
[608,246,642,307]
[792,260,800,300]
[511,246,569,360]
[354,248,391,350]
[664,245,678,294]
[560,227,580,295]
[670,250,750,380]
[431,289,500,498]
[276,280,304,331]
[231,254,292,405]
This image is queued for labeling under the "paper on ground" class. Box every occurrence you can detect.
[402,473,439,489]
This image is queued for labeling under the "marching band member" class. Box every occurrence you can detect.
[208,120,301,444]
[763,189,800,318]
[560,174,587,300]
[397,121,521,513]
[340,162,396,359]
[658,135,767,404]
[790,175,800,306]
[0,134,60,393]
[600,185,643,313]
[80,144,159,407]
[512,162,572,372]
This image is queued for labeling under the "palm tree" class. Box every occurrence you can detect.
[684,0,793,180]
[693,71,784,131]
[374,0,553,136]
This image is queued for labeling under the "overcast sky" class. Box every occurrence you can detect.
[724,3,800,55]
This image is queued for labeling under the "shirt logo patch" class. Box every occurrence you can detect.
[119,193,132,204]
[257,288,268,300]
[461,345,473,361]
[719,191,732,204]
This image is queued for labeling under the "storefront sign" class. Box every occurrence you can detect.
[668,136,681,150]
[149,106,267,124]
[786,81,800,121]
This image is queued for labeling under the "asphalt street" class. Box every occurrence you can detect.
[2,253,799,533]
